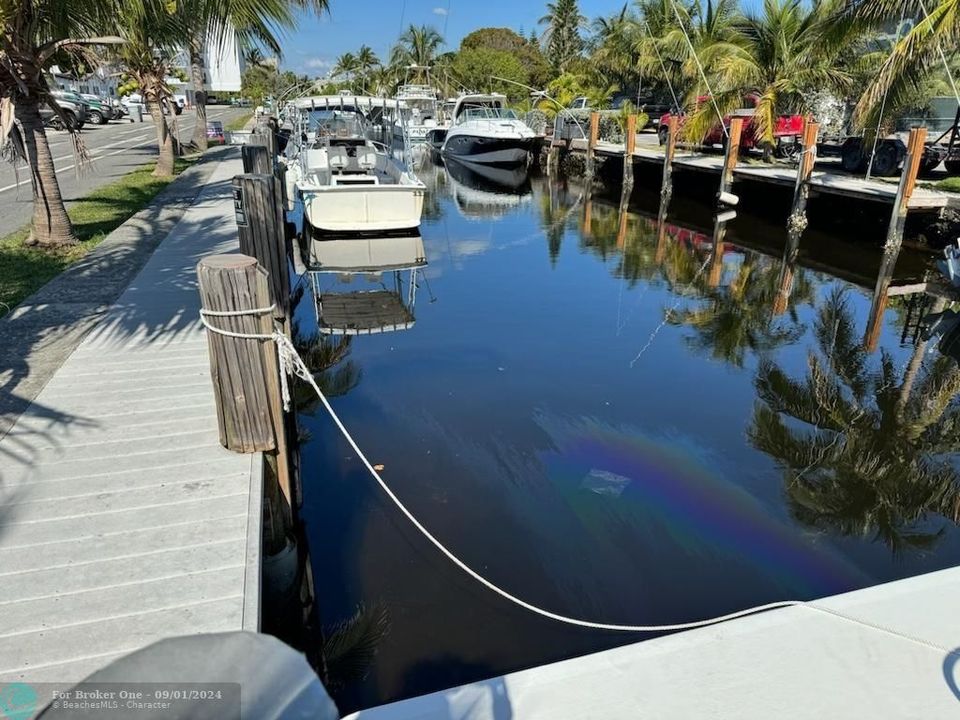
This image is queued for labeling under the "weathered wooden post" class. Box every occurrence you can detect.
[232,174,290,329]
[242,144,272,175]
[196,255,292,516]
[248,131,275,171]
[717,117,743,207]
[865,127,927,351]
[622,113,637,189]
[787,121,819,241]
[660,116,679,210]
[585,111,600,181]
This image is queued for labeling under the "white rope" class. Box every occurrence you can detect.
[195,307,960,646]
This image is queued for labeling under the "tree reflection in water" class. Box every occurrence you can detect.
[749,288,960,555]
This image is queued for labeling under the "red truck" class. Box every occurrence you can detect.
[658,94,806,159]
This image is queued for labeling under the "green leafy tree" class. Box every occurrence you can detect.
[0,0,121,246]
[539,0,586,72]
[451,47,527,98]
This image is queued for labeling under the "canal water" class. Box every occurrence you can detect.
[293,156,960,713]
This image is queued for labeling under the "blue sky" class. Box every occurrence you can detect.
[282,0,766,76]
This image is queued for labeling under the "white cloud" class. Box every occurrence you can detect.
[432,6,448,15]
[304,57,334,72]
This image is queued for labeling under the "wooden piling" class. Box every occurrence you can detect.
[718,117,743,205]
[197,254,293,517]
[248,131,275,171]
[242,144,272,175]
[622,114,637,188]
[787,121,819,240]
[660,116,679,208]
[883,127,927,253]
[585,111,600,180]
[866,127,927,351]
[232,174,290,327]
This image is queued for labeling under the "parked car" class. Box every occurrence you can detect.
[658,94,806,158]
[42,91,88,130]
[79,93,115,124]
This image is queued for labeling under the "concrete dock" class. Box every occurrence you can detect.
[0,152,261,684]
[350,568,960,719]
[566,137,949,211]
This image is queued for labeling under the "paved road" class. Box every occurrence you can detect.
[0,106,247,230]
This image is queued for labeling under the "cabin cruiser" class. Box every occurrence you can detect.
[285,105,425,233]
[439,94,536,166]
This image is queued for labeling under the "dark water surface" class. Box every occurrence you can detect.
[294,157,960,712]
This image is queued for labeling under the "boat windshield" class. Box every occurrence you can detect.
[307,110,367,139]
[460,106,518,122]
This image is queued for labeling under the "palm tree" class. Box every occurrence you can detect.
[539,0,586,72]
[114,0,183,177]
[332,51,359,89]
[243,47,266,66]
[748,288,960,554]
[590,4,641,95]
[847,0,960,128]
[354,45,380,93]
[292,332,362,416]
[0,0,121,247]
[688,0,851,149]
[390,24,444,81]
[183,0,330,152]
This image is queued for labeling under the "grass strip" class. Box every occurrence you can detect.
[225,112,253,132]
[0,156,196,316]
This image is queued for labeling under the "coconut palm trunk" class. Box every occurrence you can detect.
[15,98,77,247]
[188,38,209,151]
[146,96,176,177]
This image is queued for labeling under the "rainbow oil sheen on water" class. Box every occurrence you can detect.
[293,157,960,712]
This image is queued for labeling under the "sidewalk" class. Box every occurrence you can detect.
[0,149,261,684]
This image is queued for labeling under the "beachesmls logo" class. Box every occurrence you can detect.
[0,683,38,720]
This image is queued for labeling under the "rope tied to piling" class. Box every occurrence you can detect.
[196,308,960,650]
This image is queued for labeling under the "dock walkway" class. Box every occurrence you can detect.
[566,137,949,210]
[0,152,261,684]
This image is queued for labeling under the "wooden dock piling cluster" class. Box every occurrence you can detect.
[198,127,298,534]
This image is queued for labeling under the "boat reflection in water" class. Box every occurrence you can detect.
[308,233,427,336]
[439,156,532,220]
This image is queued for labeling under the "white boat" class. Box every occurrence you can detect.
[287,106,425,233]
[393,71,442,144]
[440,94,536,166]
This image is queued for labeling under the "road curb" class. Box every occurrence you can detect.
[0,145,237,438]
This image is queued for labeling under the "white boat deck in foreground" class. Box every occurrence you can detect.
[351,568,960,718]
[0,154,261,684]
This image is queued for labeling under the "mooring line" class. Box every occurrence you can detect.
[198,307,953,647]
